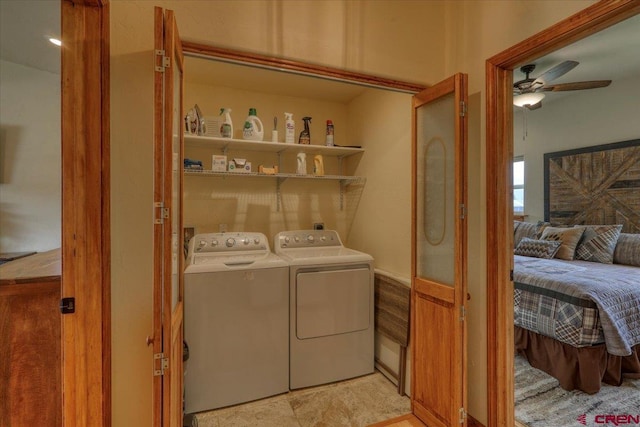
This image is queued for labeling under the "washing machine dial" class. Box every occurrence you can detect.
[243,238,250,245]
[306,235,315,243]
[254,238,260,245]
[320,236,326,242]
[284,236,290,244]
[225,238,235,247]
[211,239,218,247]
[294,236,300,243]
[198,240,207,249]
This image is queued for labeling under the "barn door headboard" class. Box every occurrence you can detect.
[544,139,640,233]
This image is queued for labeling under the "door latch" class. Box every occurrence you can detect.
[60,297,76,314]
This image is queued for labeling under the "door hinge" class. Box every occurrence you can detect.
[460,203,466,219]
[154,201,169,224]
[510,269,514,282]
[60,297,75,314]
[459,407,467,424]
[459,305,466,322]
[153,352,169,376]
[155,49,170,72]
[460,101,467,117]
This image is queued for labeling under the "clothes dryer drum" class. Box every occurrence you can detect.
[183,232,288,413]
[274,230,374,389]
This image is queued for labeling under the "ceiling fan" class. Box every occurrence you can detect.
[513,60,612,110]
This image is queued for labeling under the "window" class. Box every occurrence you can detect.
[513,156,525,213]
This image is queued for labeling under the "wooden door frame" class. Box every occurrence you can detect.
[61,0,110,425]
[485,1,640,426]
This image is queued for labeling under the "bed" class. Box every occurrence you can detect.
[513,223,640,394]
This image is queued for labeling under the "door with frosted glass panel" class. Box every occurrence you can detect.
[411,74,468,427]
[153,7,185,427]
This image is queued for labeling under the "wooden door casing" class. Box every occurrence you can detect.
[61,0,111,425]
[485,2,640,426]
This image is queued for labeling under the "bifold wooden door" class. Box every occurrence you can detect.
[411,74,468,427]
[153,7,185,427]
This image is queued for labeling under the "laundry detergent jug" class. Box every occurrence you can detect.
[242,108,264,141]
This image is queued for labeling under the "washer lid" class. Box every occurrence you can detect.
[275,246,373,266]
[184,251,288,273]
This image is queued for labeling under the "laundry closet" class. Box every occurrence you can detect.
[177,45,420,409]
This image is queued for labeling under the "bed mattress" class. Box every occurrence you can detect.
[513,255,640,356]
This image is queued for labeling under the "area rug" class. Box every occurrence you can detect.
[515,354,640,427]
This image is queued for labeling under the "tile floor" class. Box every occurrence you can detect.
[193,371,411,427]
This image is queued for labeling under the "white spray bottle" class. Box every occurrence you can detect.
[284,112,295,144]
[220,108,233,138]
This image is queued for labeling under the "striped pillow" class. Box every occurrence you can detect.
[613,233,640,266]
[514,237,562,259]
[574,225,622,264]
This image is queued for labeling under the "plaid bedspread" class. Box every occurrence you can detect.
[514,255,640,356]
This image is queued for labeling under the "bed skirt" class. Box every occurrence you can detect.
[515,326,640,394]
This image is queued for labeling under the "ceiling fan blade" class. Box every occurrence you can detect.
[532,60,579,86]
[542,80,612,92]
[526,101,542,110]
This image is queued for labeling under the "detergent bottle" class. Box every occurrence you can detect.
[219,108,233,138]
[242,108,264,141]
[325,120,334,146]
[299,116,311,145]
[296,152,307,175]
[284,112,295,144]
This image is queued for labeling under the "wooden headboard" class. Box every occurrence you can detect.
[544,139,640,233]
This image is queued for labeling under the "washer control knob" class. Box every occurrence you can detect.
[225,238,235,247]
[294,236,300,243]
[307,235,315,243]
[243,238,250,245]
[254,238,260,245]
[284,236,290,244]
[198,240,207,248]
[320,236,326,242]
[211,240,218,246]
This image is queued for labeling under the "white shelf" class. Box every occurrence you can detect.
[184,134,364,157]
[184,169,365,184]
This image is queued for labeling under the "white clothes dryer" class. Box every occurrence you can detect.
[183,232,288,413]
[274,230,374,389]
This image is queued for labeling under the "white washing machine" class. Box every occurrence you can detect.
[183,232,289,413]
[274,229,374,389]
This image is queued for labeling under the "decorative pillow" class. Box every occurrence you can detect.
[540,226,585,260]
[613,233,640,267]
[573,224,623,264]
[514,221,550,247]
[514,237,562,259]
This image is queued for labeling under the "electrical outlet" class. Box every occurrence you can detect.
[313,222,324,230]
[219,223,227,233]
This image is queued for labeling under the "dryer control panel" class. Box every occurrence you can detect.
[189,232,269,254]
[275,230,343,249]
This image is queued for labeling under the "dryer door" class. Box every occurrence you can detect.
[296,267,371,339]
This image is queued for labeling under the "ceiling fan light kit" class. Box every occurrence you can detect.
[513,92,545,107]
[512,60,611,110]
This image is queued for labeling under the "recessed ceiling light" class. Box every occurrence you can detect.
[49,38,62,47]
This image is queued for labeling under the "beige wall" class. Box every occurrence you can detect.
[446,1,595,422]
[110,1,595,425]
